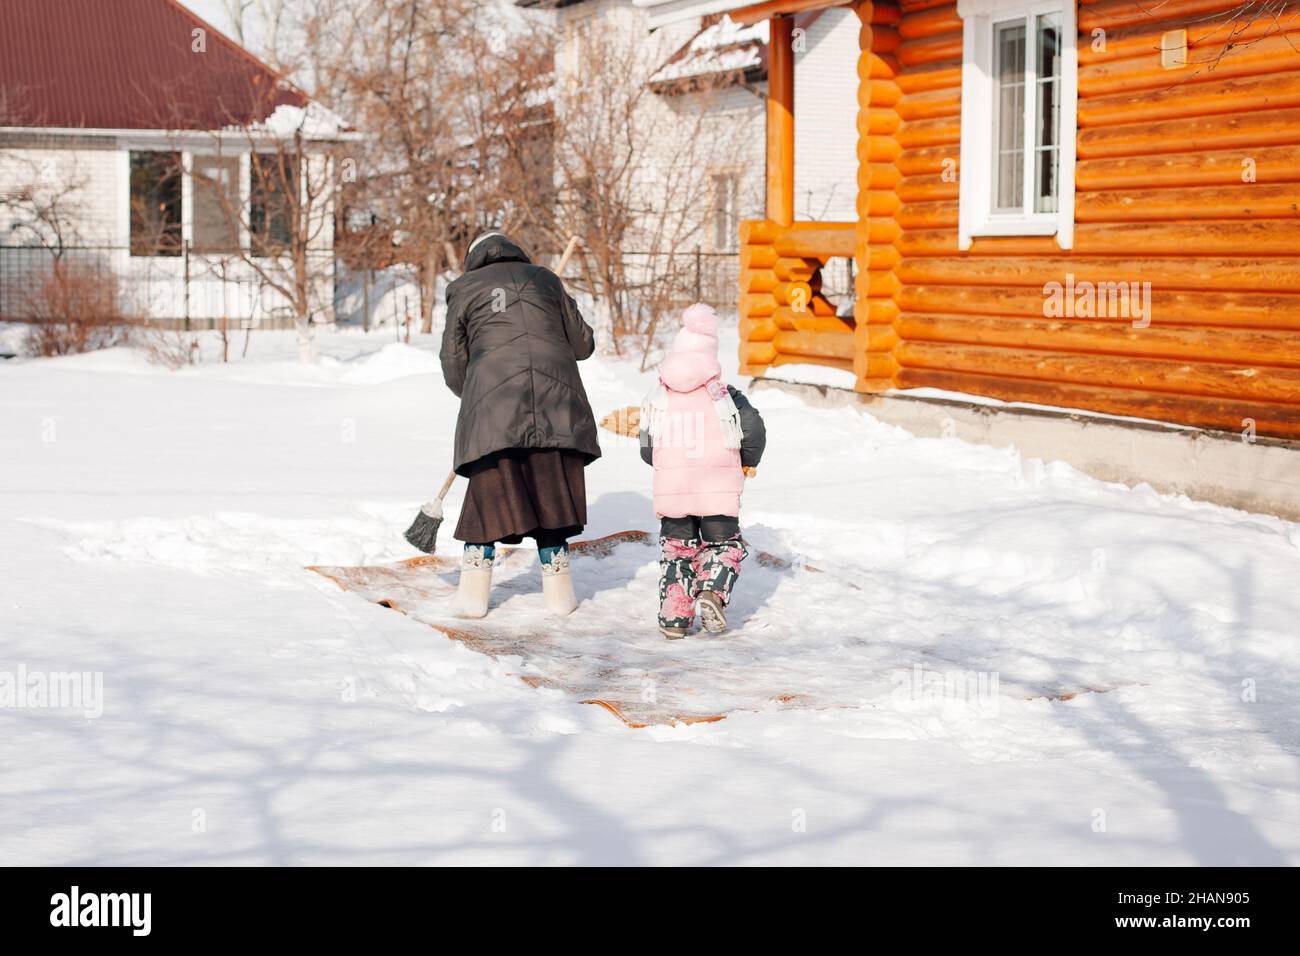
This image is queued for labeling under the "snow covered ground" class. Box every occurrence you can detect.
[2,322,1298,865]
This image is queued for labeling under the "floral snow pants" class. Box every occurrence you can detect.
[657,516,749,629]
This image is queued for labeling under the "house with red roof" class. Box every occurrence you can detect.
[0,0,351,328]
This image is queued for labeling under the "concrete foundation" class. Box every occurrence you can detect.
[750,379,1300,522]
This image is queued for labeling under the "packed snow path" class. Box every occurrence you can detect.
[313,530,1165,727]
[2,327,1298,864]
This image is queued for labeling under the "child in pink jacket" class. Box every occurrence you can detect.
[639,303,766,639]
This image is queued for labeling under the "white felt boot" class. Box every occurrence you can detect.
[540,549,578,616]
[452,546,494,619]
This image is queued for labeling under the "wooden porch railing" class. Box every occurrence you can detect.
[737,220,857,375]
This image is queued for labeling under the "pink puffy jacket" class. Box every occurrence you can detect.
[650,350,743,518]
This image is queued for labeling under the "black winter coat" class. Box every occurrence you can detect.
[441,235,601,474]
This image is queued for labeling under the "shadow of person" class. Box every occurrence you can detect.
[720,521,793,631]
[551,490,659,604]
[584,490,657,540]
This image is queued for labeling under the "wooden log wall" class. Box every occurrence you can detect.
[855,0,904,389]
[734,0,1300,436]
[880,0,1300,437]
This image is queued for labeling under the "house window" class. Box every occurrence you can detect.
[712,173,739,252]
[129,151,182,257]
[249,153,296,255]
[957,0,1076,249]
[564,14,595,78]
[191,155,241,254]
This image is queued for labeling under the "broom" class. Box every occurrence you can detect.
[404,235,582,554]
[404,469,458,553]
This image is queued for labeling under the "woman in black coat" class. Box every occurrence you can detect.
[440,232,601,618]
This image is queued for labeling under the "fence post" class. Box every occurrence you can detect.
[183,239,191,331]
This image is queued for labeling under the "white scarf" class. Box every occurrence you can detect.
[640,379,744,450]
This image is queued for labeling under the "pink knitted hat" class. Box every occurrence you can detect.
[670,303,719,356]
[659,303,722,392]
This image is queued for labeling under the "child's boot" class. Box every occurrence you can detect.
[696,590,727,633]
[540,543,578,616]
[693,534,748,634]
[452,544,494,618]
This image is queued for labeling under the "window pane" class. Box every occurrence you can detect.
[129,151,182,257]
[992,22,1025,213]
[1034,13,1062,214]
[713,173,737,252]
[192,155,241,254]
[249,153,296,255]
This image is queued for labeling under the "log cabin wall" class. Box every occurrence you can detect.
[740,0,1300,438]
[855,0,904,390]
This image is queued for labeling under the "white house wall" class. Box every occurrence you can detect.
[693,83,766,246]
[0,140,337,327]
[552,0,765,319]
[0,144,123,245]
[793,6,859,224]
[559,2,861,240]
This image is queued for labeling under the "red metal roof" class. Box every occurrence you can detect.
[0,0,307,130]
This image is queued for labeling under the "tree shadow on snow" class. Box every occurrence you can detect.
[1035,533,1294,865]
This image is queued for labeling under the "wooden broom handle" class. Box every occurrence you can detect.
[436,469,457,502]
[556,235,580,274]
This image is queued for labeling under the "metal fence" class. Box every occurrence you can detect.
[639,248,741,310]
[0,244,336,330]
[553,248,854,317]
[0,243,846,335]
[546,248,742,318]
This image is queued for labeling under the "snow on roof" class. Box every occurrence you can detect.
[649,15,769,89]
[235,101,352,140]
[634,0,758,28]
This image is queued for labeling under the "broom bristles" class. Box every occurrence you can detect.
[404,500,445,554]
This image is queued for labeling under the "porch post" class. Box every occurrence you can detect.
[766,14,795,227]
[853,0,902,392]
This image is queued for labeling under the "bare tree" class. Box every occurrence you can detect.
[504,16,742,364]
[208,0,750,360]
[0,149,87,257]
[0,133,140,354]
[304,0,555,334]
[218,0,299,73]
[187,99,345,361]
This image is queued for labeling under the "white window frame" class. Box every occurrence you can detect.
[563,11,595,82]
[957,0,1077,250]
[712,170,740,252]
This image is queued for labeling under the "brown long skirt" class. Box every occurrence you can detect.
[454,448,588,546]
